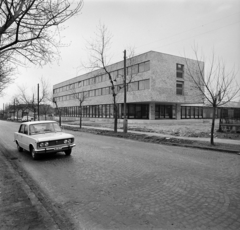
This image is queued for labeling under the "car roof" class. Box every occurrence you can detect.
[21,120,57,125]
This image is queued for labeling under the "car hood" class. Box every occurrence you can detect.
[31,132,74,142]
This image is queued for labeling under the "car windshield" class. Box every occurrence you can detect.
[29,122,61,135]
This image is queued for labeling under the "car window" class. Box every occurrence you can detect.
[19,125,25,133]
[24,125,28,135]
[29,125,36,135]
[53,123,62,132]
[29,122,61,134]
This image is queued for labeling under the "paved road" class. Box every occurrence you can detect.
[1,120,240,230]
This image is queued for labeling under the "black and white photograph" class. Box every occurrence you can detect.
[0,0,240,229]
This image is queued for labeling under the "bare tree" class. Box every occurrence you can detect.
[40,104,54,120]
[9,96,22,120]
[52,96,62,126]
[85,24,137,132]
[0,52,15,96]
[185,47,240,145]
[71,85,89,128]
[0,0,83,66]
[17,77,50,120]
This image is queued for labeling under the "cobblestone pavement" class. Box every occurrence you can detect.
[1,121,240,230]
[18,131,239,230]
[0,152,59,230]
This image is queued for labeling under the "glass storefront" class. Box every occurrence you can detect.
[181,106,203,119]
[155,104,176,119]
[58,103,149,119]
[120,103,149,119]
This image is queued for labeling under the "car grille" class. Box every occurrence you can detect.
[48,139,66,146]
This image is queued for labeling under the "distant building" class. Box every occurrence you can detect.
[53,51,204,120]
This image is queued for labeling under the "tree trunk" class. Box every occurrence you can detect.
[59,111,62,126]
[210,106,216,145]
[80,115,82,129]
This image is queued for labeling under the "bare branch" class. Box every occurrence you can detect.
[0,0,83,66]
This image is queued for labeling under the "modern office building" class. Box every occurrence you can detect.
[53,51,204,120]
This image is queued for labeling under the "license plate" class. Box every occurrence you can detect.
[55,147,62,150]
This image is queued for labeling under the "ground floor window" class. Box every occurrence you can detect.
[155,104,176,119]
[57,103,149,119]
[120,104,149,119]
[181,106,203,119]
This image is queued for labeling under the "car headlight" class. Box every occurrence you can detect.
[64,140,68,144]
[67,139,72,143]
[39,142,49,147]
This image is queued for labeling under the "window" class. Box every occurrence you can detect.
[139,79,150,90]
[132,65,138,75]
[95,88,102,96]
[70,84,74,89]
[19,125,25,133]
[109,105,114,118]
[117,84,124,93]
[102,87,110,95]
[111,71,118,80]
[127,66,132,76]
[176,63,184,78]
[99,105,103,117]
[95,75,102,83]
[144,61,150,71]
[176,81,184,95]
[90,78,95,85]
[234,109,240,119]
[118,69,124,77]
[102,74,108,82]
[139,62,145,73]
[128,82,139,91]
[89,90,95,97]
[83,79,89,86]
[24,125,28,135]
[177,63,184,71]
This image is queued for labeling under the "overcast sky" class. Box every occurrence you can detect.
[1,0,240,107]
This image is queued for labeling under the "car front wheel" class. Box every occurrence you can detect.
[65,149,72,156]
[30,146,38,160]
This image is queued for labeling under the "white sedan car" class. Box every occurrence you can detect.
[14,121,75,160]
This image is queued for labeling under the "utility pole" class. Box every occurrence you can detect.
[14,98,16,121]
[37,83,40,121]
[123,50,127,133]
[3,103,4,119]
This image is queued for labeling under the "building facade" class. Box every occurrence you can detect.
[53,51,204,120]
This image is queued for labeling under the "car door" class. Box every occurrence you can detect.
[21,125,30,150]
[17,124,25,149]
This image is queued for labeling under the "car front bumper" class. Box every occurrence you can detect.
[35,144,76,154]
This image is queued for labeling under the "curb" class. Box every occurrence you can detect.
[63,125,240,155]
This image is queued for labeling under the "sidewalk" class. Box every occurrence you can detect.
[63,123,240,153]
[0,152,59,230]
[63,123,240,145]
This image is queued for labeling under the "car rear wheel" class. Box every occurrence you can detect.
[65,149,72,156]
[30,146,38,160]
[16,142,23,152]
